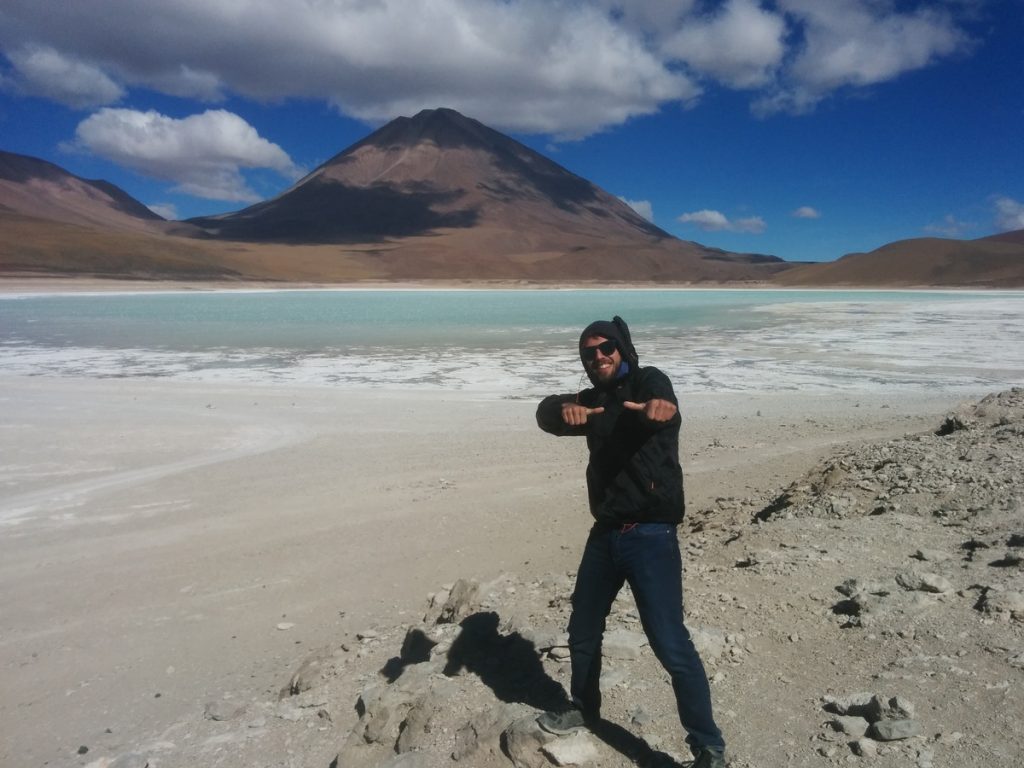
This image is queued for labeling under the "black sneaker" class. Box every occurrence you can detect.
[691,747,726,768]
[536,705,587,735]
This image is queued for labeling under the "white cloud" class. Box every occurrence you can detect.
[923,214,971,238]
[661,0,787,88]
[792,206,821,219]
[6,46,124,108]
[756,0,968,115]
[0,0,977,135]
[620,197,654,222]
[147,203,178,220]
[69,108,303,202]
[678,209,765,234]
[994,197,1024,232]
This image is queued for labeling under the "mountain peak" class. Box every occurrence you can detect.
[191,108,671,244]
[348,107,514,155]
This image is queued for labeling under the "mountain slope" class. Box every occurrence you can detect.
[188,108,669,245]
[0,150,167,234]
[773,232,1024,288]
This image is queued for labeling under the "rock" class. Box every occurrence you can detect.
[913,548,952,562]
[602,628,647,659]
[502,715,557,768]
[437,579,480,624]
[865,695,915,722]
[896,571,953,593]
[276,622,295,630]
[837,579,890,598]
[540,732,601,765]
[869,718,920,741]
[203,700,244,721]
[281,650,329,697]
[822,692,875,717]
[452,703,524,762]
[829,715,870,738]
[979,589,1024,621]
[851,738,877,757]
[691,626,728,660]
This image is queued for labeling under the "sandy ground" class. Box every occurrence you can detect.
[0,372,979,767]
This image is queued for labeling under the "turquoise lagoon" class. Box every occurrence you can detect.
[1,289,1022,397]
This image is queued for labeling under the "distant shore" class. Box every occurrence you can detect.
[1,276,1019,295]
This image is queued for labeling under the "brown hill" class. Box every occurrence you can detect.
[773,232,1024,288]
[0,150,170,234]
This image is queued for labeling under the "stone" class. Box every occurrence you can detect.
[691,626,728,660]
[896,571,952,593]
[451,703,523,762]
[865,695,915,722]
[869,718,920,741]
[203,700,244,721]
[503,715,557,768]
[282,651,329,697]
[980,589,1024,620]
[540,732,601,765]
[437,579,480,624]
[913,548,951,563]
[829,715,870,738]
[851,738,877,757]
[602,628,647,659]
[822,692,875,716]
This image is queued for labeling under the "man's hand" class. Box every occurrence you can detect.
[622,398,677,423]
[561,402,605,426]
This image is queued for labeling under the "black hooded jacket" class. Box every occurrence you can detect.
[536,318,685,527]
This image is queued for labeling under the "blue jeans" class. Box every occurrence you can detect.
[568,522,725,752]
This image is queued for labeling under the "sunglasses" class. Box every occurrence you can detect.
[581,339,618,362]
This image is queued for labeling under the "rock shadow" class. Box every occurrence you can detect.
[442,611,566,711]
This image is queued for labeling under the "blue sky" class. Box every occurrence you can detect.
[1,0,1021,263]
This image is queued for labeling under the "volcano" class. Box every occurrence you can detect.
[188,108,671,245]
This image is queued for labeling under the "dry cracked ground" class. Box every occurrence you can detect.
[79,390,1023,768]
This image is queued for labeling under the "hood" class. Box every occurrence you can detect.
[578,315,640,386]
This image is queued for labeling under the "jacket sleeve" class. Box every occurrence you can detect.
[633,367,682,430]
[536,393,588,436]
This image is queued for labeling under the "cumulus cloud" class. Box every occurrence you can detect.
[620,197,654,222]
[661,0,787,88]
[69,108,303,202]
[755,0,968,115]
[0,0,976,135]
[5,46,124,108]
[994,197,1024,231]
[791,206,821,219]
[678,209,765,234]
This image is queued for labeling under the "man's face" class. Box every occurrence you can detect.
[581,335,622,384]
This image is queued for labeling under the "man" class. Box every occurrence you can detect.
[535,316,726,768]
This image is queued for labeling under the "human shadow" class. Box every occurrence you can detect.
[379,627,437,683]
[586,718,686,768]
[442,611,566,710]
[442,612,683,767]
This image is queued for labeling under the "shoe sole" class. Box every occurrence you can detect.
[536,719,586,736]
